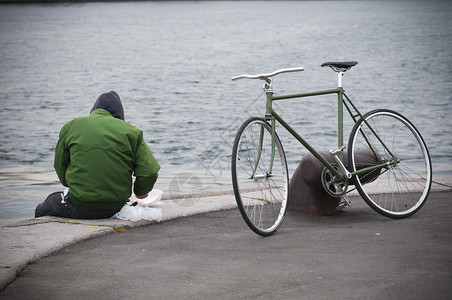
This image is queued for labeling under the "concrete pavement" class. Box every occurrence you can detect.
[0,191,238,292]
[0,187,451,299]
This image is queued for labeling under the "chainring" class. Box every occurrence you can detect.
[321,166,349,198]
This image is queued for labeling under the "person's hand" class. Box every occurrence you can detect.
[136,193,148,199]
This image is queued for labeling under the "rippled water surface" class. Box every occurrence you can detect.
[1,1,451,225]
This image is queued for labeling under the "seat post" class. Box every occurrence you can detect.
[337,72,344,88]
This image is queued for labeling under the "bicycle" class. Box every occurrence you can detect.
[231,61,432,236]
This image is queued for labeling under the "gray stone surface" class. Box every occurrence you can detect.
[1,189,451,299]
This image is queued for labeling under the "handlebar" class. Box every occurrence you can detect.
[231,67,304,83]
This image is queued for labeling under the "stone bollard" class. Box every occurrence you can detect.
[288,150,341,215]
[288,149,380,215]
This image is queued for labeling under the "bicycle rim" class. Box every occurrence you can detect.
[231,118,289,236]
[348,109,432,218]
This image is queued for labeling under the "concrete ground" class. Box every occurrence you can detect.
[0,189,451,300]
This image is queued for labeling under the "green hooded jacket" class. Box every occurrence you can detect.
[54,104,160,209]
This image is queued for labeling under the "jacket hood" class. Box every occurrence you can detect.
[90,91,125,120]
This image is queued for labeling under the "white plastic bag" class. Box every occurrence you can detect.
[113,205,162,222]
[112,189,163,222]
[130,189,163,207]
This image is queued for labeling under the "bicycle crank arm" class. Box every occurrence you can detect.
[330,147,352,180]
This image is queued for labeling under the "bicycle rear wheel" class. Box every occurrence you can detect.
[231,117,289,236]
[348,109,432,218]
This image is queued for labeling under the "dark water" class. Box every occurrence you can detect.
[1,1,451,226]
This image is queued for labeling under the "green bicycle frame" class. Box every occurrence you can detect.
[258,87,396,181]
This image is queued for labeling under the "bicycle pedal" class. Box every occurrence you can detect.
[338,195,351,208]
[330,146,346,156]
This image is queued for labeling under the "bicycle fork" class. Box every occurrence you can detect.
[251,122,275,180]
[251,82,276,179]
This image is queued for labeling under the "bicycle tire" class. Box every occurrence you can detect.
[348,109,432,218]
[231,117,289,236]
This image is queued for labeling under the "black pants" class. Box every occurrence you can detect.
[35,191,121,219]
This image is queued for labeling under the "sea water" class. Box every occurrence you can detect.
[1,0,451,225]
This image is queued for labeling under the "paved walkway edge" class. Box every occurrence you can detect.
[0,192,237,291]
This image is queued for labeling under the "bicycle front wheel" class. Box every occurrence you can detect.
[231,117,289,236]
[348,109,432,218]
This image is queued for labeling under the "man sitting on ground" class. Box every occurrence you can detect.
[35,91,160,219]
